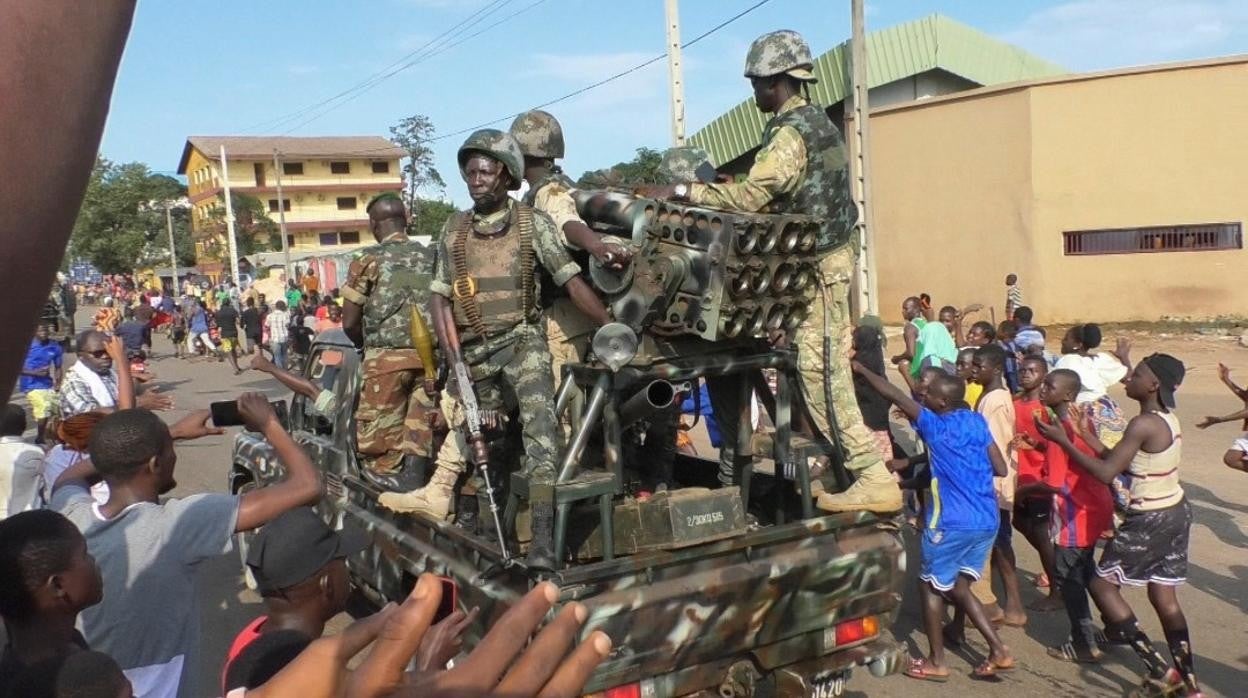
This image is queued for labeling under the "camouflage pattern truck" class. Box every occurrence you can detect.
[229,197,908,698]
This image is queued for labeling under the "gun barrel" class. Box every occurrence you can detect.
[619,379,687,427]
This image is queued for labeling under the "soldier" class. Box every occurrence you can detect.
[389,129,609,569]
[509,110,631,404]
[340,193,440,490]
[638,30,901,514]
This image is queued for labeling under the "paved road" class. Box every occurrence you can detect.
[59,314,1248,697]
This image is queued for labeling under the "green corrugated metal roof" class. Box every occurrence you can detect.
[689,14,1065,166]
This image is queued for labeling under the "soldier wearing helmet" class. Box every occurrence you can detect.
[382,129,609,571]
[509,110,631,429]
[340,193,441,491]
[638,30,900,514]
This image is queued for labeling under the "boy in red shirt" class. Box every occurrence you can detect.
[1011,356,1063,611]
[1017,369,1113,663]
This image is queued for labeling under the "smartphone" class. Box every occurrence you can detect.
[210,400,289,428]
[435,576,458,623]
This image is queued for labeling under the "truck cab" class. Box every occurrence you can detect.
[230,329,907,697]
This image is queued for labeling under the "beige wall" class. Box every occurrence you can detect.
[867,58,1248,324]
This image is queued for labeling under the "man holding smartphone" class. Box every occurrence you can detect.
[50,394,322,698]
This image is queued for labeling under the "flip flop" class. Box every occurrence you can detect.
[1035,573,1050,588]
[972,657,1017,679]
[904,656,950,683]
[1047,641,1104,664]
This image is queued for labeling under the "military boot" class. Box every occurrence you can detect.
[377,462,459,519]
[526,502,556,572]
[454,493,479,532]
[815,462,903,514]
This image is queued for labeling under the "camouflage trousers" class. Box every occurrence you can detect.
[455,326,559,503]
[795,245,885,474]
[356,348,438,475]
[546,298,592,436]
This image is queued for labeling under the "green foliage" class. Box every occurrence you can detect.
[390,114,445,213]
[200,193,280,261]
[577,147,664,187]
[408,198,458,241]
[69,157,195,273]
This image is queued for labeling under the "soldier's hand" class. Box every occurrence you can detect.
[592,242,632,271]
[238,392,278,432]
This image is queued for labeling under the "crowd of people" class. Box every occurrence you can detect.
[841,276,1220,696]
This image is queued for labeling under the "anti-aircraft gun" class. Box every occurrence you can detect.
[533,189,848,563]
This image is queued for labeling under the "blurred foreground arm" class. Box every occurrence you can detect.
[0,1,137,402]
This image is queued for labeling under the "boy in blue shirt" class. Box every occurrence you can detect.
[851,362,1015,681]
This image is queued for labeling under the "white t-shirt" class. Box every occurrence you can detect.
[1054,352,1128,404]
[0,436,44,517]
[41,445,109,505]
[53,486,240,698]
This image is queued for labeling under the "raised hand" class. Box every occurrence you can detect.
[136,389,174,411]
[237,392,278,432]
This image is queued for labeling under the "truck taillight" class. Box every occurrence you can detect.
[589,684,641,698]
[834,615,879,646]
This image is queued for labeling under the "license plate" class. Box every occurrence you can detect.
[808,669,850,698]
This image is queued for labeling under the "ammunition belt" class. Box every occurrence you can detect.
[449,205,537,339]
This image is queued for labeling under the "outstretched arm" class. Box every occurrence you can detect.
[852,361,921,421]
[249,353,320,401]
[1197,407,1248,429]
[1035,414,1155,484]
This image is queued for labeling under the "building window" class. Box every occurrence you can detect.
[371,161,390,174]
[330,161,350,174]
[336,196,357,210]
[1063,222,1242,256]
[319,233,339,246]
[287,234,296,247]
[339,231,360,245]
[283,162,304,176]
[267,199,292,213]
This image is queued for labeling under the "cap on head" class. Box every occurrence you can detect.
[657,146,713,184]
[1142,353,1185,409]
[458,129,525,190]
[509,110,564,159]
[744,30,818,82]
[246,508,368,595]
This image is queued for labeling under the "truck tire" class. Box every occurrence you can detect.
[234,478,260,591]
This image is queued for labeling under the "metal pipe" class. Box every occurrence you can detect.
[558,373,610,482]
[618,379,687,427]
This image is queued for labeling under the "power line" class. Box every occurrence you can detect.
[239,0,515,134]
[429,0,776,142]
[278,0,551,135]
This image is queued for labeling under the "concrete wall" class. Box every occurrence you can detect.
[866,58,1248,323]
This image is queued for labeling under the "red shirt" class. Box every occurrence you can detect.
[222,616,267,694]
[1013,397,1046,487]
[1043,420,1113,548]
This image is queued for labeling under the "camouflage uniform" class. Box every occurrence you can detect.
[341,233,439,475]
[689,31,898,511]
[511,111,596,423]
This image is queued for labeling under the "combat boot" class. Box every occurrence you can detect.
[815,462,902,514]
[377,462,459,519]
[526,502,556,572]
[454,493,478,532]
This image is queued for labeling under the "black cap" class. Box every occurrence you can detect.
[1143,353,1185,409]
[246,508,368,595]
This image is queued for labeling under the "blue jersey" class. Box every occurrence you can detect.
[914,407,998,531]
[20,339,63,392]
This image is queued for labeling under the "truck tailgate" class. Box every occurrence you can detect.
[560,512,904,694]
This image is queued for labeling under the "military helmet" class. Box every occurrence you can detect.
[744,30,818,83]
[509,110,565,159]
[658,146,714,184]
[457,129,525,190]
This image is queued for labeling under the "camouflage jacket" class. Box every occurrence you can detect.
[524,170,583,246]
[341,233,436,350]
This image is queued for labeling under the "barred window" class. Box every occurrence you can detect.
[1064,223,1241,255]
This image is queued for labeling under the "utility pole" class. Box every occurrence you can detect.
[849,0,878,316]
[273,149,292,284]
[219,145,242,287]
[664,0,686,146]
[164,203,178,293]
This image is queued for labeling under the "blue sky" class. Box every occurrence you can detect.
[102,0,1248,204]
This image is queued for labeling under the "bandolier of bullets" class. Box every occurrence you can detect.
[574,190,823,341]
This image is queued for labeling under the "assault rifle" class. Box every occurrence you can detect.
[447,346,510,562]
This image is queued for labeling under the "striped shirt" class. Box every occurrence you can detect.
[264,310,290,344]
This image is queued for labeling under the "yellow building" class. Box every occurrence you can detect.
[863,55,1248,323]
[177,136,406,275]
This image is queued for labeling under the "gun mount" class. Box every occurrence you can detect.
[574,190,822,343]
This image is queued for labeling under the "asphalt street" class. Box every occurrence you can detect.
[49,311,1248,697]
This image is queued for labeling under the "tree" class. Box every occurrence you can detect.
[577,147,664,188]
[390,114,444,213]
[408,198,458,240]
[201,194,280,261]
[69,158,195,273]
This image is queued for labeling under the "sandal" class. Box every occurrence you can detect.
[1035,572,1050,588]
[1046,641,1103,664]
[972,656,1016,680]
[903,656,949,683]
